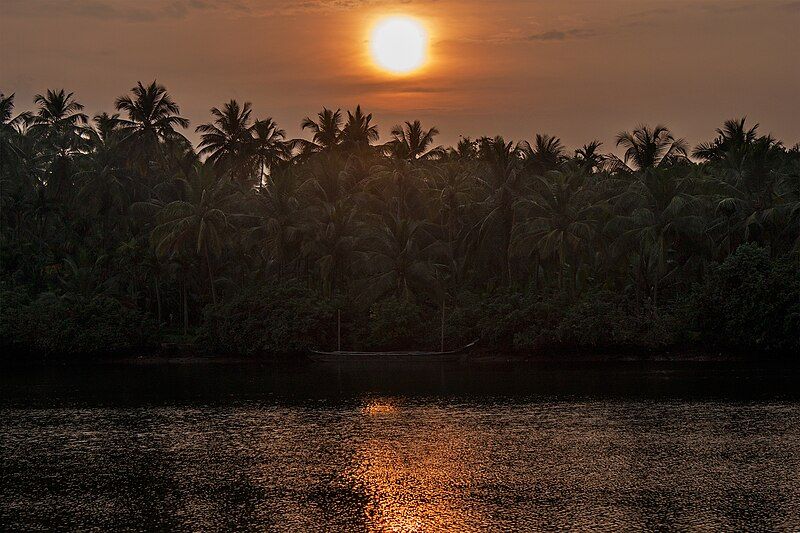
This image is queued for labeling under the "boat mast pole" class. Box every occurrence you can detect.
[337,309,342,352]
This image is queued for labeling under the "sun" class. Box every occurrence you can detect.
[370,16,428,74]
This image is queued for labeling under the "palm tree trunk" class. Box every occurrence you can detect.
[573,264,578,295]
[506,211,516,285]
[440,300,445,353]
[653,279,659,318]
[205,247,217,306]
[727,218,733,256]
[154,276,162,325]
[182,280,188,335]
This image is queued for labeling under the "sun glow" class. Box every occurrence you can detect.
[370,16,428,74]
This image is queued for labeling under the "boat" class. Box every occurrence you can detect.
[308,339,479,362]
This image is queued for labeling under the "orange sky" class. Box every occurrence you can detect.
[2,0,799,150]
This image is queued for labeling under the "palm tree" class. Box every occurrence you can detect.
[0,93,29,130]
[301,200,362,296]
[359,214,438,302]
[0,93,30,172]
[300,107,343,152]
[470,136,524,284]
[92,112,123,144]
[605,168,706,312]
[693,117,759,163]
[29,89,89,199]
[613,124,688,171]
[250,118,289,187]
[363,157,426,220]
[429,160,475,243]
[387,120,441,160]
[151,163,232,306]
[114,80,189,166]
[196,100,254,180]
[447,136,478,160]
[574,140,605,174]
[245,168,304,275]
[513,166,598,291]
[340,105,379,150]
[29,89,88,133]
[695,119,789,252]
[76,133,131,242]
[519,133,566,175]
[57,252,114,300]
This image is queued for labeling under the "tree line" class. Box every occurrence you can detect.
[1,81,798,356]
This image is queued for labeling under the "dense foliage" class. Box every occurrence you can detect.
[0,84,797,356]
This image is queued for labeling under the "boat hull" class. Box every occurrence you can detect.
[308,352,467,362]
[308,339,478,362]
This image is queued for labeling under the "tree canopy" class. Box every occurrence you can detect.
[1,83,798,356]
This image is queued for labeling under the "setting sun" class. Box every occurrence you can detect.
[370,16,428,74]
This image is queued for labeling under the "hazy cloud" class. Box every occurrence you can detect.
[527,28,596,42]
[3,0,429,21]
[778,0,800,11]
[3,0,233,22]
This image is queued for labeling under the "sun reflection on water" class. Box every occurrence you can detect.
[361,399,400,416]
[350,399,486,532]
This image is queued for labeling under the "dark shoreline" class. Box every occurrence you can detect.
[1,345,792,366]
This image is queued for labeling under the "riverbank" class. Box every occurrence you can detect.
[1,344,790,366]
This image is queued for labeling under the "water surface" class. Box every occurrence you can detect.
[2,360,799,531]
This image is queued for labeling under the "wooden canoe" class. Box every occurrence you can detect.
[308,339,479,361]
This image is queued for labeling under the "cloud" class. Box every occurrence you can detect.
[699,0,800,15]
[451,25,597,45]
[3,0,429,21]
[778,0,800,11]
[3,0,229,22]
[527,28,596,42]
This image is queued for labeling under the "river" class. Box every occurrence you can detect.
[2,360,799,531]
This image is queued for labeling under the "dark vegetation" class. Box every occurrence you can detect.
[0,83,797,358]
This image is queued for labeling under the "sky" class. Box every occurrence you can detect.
[2,0,799,151]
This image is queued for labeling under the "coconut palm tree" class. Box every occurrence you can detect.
[447,136,478,160]
[387,120,442,160]
[340,105,379,151]
[695,119,790,252]
[0,93,29,130]
[519,133,566,176]
[196,100,254,180]
[363,157,426,220]
[0,93,30,167]
[76,128,131,242]
[114,81,189,166]
[692,117,759,163]
[250,118,289,187]
[358,214,438,302]
[613,124,688,172]
[92,112,123,144]
[574,140,605,174]
[300,107,343,152]
[301,200,362,296]
[150,163,232,306]
[470,136,524,284]
[244,167,304,274]
[605,168,706,312]
[29,89,88,134]
[513,166,598,291]
[428,160,475,243]
[57,252,115,300]
[28,89,89,200]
